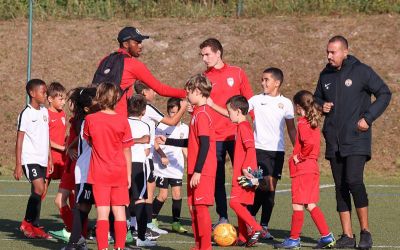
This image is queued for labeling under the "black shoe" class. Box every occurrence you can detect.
[246,230,261,247]
[61,236,88,250]
[358,230,372,250]
[334,234,356,249]
[145,228,160,240]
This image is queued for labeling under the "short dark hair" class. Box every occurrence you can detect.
[47,81,66,98]
[185,74,212,98]
[199,38,223,58]
[127,94,147,117]
[167,97,181,113]
[26,78,46,98]
[226,95,249,115]
[263,67,284,85]
[134,80,150,94]
[328,35,348,49]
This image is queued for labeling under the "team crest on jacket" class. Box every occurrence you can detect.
[278,103,284,109]
[227,77,234,87]
[345,79,352,87]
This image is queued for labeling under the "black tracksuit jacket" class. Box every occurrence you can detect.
[314,55,391,160]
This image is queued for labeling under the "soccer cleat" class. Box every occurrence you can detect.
[147,222,168,234]
[131,229,138,240]
[61,236,88,250]
[49,228,71,242]
[151,218,159,228]
[235,239,247,246]
[20,219,35,238]
[358,230,372,250]
[313,232,335,249]
[126,229,134,244]
[274,238,301,249]
[260,226,274,240]
[212,217,229,230]
[172,221,188,233]
[32,226,52,239]
[247,230,262,247]
[136,238,157,247]
[334,234,356,249]
[145,228,160,240]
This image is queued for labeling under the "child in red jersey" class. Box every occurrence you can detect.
[225,95,263,247]
[274,90,335,249]
[49,87,89,241]
[45,82,67,182]
[83,83,134,250]
[185,74,216,250]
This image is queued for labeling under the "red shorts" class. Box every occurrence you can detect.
[230,186,255,205]
[93,185,129,206]
[187,174,215,206]
[291,173,320,204]
[47,161,66,180]
[59,169,75,191]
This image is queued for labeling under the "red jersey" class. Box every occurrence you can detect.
[289,116,320,177]
[232,121,257,186]
[187,105,217,177]
[104,48,187,116]
[48,109,67,164]
[204,63,253,141]
[83,112,134,186]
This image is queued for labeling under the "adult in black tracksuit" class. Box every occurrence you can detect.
[314,36,391,250]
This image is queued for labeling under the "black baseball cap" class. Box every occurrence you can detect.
[117,26,150,43]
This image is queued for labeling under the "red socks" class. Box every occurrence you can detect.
[114,220,127,249]
[194,205,212,250]
[230,201,262,233]
[290,210,304,239]
[190,208,200,248]
[96,220,109,250]
[60,205,73,232]
[310,207,330,236]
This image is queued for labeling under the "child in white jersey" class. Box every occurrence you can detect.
[127,94,159,247]
[15,79,53,239]
[247,67,297,239]
[152,98,189,233]
[134,81,188,235]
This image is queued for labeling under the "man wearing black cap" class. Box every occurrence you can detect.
[112,26,187,116]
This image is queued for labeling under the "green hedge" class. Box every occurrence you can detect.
[0,0,399,20]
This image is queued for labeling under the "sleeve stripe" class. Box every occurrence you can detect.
[17,106,29,131]
[148,104,164,118]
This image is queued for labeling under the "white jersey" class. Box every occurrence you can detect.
[153,122,189,179]
[128,117,150,163]
[248,93,294,152]
[17,104,49,167]
[141,104,164,158]
[75,120,91,184]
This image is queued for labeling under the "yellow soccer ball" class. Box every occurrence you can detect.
[213,223,237,247]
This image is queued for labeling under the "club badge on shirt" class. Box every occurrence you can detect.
[43,115,48,122]
[345,79,352,87]
[180,132,184,139]
[278,103,284,109]
[61,117,66,125]
[227,77,234,87]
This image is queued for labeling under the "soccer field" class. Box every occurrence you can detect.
[0,176,399,249]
